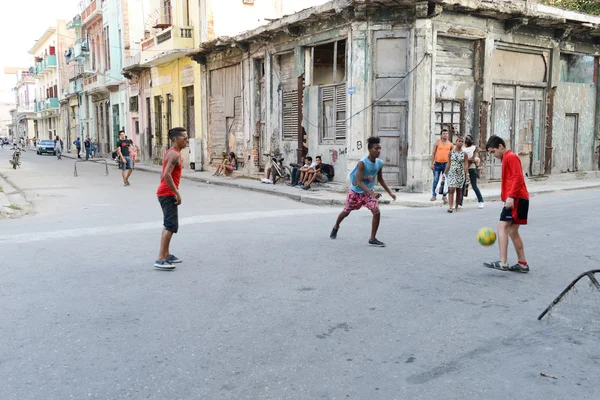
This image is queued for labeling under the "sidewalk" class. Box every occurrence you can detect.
[63,153,600,207]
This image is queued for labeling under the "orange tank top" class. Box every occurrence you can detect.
[434,140,452,163]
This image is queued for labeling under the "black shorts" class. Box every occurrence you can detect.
[499,198,529,225]
[158,196,179,233]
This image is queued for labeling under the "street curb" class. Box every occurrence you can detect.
[134,164,347,206]
[75,157,600,208]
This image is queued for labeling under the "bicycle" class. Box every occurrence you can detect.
[10,148,21,169]
[266,153,292,185]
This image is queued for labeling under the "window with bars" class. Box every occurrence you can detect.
[320,83,347,143]
[129,96,138,112]
[434,99,463,139]
[282,90,298,141]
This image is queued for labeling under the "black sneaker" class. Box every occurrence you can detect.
[154,260,176,270]
[330,227,338,239]
[167,254,183,264]
[368,239,386,247]
[509,263,530,273]
[483,261,509,271]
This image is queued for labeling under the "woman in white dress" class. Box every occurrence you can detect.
[459,134,484,208]
[443,136,468,213]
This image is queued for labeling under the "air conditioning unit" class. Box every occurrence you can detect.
[188,138,203,170]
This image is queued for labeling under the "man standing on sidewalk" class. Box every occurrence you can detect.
[430,128,453,203]
[116,130,133,186]
[154,127,188,270]
[74,137,81,158]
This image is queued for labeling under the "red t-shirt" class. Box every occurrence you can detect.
[501,150,529,201]
[156,148,182,197]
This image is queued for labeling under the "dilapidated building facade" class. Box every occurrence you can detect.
[189,0,600,191]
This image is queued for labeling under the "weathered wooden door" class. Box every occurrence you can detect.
[564,113,579,172]
[184,86,195,138]
[491,85,545,179]
[373,105,407,185]
[209,64,241,163]
[517,87,545,176]
[146,97,152,159]
[373,30,409,186]
[491,86,514,180]
[112,104,120,149]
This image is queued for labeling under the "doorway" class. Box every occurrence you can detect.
[146,97,152,159]
[564,113,579,172]
[490,85,545,179]
[372,30,409,186]
[183,86,195,137]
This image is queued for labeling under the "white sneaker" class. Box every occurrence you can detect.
[478,202,484,209]
[457,205,463,209]
[261,178,273,184]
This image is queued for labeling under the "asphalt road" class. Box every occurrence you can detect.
[1,149,599,400]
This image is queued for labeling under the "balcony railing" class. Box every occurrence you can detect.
[82,0,99,25]
[124,52,141,69]
[140,26,194,65]
[34,98,59,112]
[83,73,106,91]
[17,104,35,113]
[46,98,59,109]
[34,55,58,77]
[152,6,172,29]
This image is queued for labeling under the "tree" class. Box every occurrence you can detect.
[541,0,600,15]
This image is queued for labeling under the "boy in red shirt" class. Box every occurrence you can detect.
[484,136,530,273]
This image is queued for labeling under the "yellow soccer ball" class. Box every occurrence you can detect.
[477,227,497,246]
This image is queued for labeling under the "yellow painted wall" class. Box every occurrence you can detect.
[150,57,202,167]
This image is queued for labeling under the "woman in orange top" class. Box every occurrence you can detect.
[430,128,453,203]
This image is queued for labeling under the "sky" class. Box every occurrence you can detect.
[0,0,78,102]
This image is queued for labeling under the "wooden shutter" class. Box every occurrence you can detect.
[321,86,335,141]
[335,83,347,141]
[282,90,298,141]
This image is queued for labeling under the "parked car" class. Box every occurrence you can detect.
[37,140,56,155]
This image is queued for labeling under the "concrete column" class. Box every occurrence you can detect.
[410,17,433,192]
[546,42,561,174]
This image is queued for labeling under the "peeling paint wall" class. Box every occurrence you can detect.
[434,36,476,138]
[553,82,597,172]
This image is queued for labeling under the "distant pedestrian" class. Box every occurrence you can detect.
[54,135,62,160]
[443,135,467,213]
[129,142,138,169]
[116,130,133,186]
[483,136,530,273]
[74,137,81,158]
[154,127,189,270]
[459,134,484,209]
[85,136,92,160]
[330,136,396,247]
[430,128,452,204]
